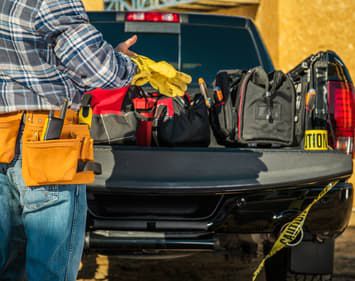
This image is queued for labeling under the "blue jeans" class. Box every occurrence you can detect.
[0,125,87,281]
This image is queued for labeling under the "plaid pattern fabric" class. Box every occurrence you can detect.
[0,0,136,112]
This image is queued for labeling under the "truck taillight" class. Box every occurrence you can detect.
[125,12,180,23]
[328,81,355,155]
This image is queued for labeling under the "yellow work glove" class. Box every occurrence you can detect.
[131,71,150,86]
[131,55,192,97]
[149,61,177,79]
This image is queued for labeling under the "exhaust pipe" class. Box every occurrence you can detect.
[85,231,219,252]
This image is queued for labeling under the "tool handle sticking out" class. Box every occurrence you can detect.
[198,78,211,108]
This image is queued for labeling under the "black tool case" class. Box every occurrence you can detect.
[288,50,354,146]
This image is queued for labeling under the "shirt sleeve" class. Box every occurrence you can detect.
[34,0,137,91]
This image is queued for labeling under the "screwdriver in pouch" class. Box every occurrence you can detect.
[305,89,316,130]
[198,78,212,108]
[41,99,68,141]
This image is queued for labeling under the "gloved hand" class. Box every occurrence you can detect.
[131,55,192,97]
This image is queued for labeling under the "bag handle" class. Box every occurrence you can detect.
[253,68,285,122]
[253,68,274,122]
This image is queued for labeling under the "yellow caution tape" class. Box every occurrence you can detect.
[252,180,340,281]
[304,130,328,150]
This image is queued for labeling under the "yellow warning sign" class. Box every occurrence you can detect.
[252,180,339,281]
[304,130,328,150]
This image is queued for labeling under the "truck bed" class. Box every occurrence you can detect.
[90,146,353,194]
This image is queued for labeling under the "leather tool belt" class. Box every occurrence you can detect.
[0,110,99,187]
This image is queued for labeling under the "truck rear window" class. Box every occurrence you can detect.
[181,25,260,84]
[91,20,261,85]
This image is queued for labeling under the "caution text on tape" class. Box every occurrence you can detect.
[252,180,339,281]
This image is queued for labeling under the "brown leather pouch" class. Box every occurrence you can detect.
[22,113,95,187]
[0,112,23,163]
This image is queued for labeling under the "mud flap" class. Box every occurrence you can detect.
[289,239,334,275]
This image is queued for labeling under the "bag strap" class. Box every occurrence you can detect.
[152,105,167,147]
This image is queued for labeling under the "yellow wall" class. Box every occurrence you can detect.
[254,0,279,67]
[277,0,355,77]
[82,0,104,11]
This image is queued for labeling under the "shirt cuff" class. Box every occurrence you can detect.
[114,51,138,84]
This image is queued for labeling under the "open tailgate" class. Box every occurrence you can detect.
[90,146,353,194]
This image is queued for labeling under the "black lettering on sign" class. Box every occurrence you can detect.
[312,133,316,147]
[317,133,322,147]
[308,134,312,147]
[304,130,328,150]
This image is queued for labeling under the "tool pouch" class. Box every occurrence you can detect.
[0,112,23,163]
[22,121,97,187]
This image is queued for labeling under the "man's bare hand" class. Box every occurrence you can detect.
[116,35,138,57]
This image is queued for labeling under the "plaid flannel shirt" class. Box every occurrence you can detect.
[0,0,136,112]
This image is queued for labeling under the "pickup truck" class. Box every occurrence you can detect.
[85,12,354,281]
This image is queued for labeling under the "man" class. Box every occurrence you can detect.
[0,0,137,280]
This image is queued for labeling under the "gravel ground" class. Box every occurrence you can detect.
[334,227,355,281]
[78,227,355,281]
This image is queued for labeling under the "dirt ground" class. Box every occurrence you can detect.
[78,227,355,281]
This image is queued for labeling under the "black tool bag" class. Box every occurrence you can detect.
[210,70,245,145]
[152,94,211,147]
[288,51,334,146]
[237,67,296,145]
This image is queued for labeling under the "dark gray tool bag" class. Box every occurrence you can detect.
[236,67,296,146]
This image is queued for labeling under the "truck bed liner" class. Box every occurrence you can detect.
[90,146,353,194]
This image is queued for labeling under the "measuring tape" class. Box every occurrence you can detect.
[252,180,340,281]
